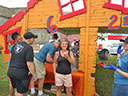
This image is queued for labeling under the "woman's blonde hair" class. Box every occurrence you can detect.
[60,38,70,50]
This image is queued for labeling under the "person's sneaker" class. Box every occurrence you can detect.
[30,91,38,96]
[37,95,43,96]
[37,93,49,96]
[51,85,57,91]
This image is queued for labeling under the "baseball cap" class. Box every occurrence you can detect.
[24,32,38,39]
[52,33,58,39]
[120,37,128,43]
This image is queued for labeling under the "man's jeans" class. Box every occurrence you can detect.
[112,83,128,96]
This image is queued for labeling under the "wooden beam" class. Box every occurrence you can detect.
[43,89,67,96]
[35,87,67,96]
[98,27,128,34]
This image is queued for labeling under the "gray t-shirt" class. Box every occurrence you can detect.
[7,42,33,80]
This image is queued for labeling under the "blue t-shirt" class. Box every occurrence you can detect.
[71,47,79,54]
[50,41,59,59]
[8,45,14,67]
[114,53,128,84]
[35,42,55,63]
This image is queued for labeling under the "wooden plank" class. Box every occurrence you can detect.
[43,89,67,96]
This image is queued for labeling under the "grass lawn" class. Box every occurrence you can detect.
[0,54,9,96]
[0,53,117,96]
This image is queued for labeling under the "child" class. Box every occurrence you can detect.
[97,49,109,67]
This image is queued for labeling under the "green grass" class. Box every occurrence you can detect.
[0,54,9,96]
[0,53,118,96]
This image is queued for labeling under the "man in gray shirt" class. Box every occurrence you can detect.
[8,32,38,96]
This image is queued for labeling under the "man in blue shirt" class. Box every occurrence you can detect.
[30,40,60,96]
[71,41,79,70]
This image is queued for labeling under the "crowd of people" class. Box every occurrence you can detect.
[7,32,38,96]
[0,32,80,96]
[0,31,128,96]
[1,30,128,96]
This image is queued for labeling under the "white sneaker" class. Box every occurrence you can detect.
[51,85,57,91]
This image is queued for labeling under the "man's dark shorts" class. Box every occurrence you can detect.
[9,77,30,93]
